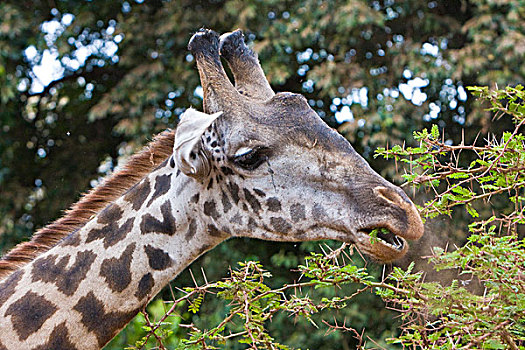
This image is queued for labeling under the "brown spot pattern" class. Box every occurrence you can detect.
[140,200,176,235]
[31,322,78,350]
[203,200,220,220]
[97,204,123,224]
[176,178,191,196]
[100,243,136,293]
[253,188,266,197]
[32,250,96,296]
[60,231,81,247]
[231,213,243,225]
[0,130,174,283]
[73,292,138,347]
[195,244,213,257]
[6,291,58,341]
[312,203,327,220]
[0,269,23,309]
[207,224,224,237]
[124,179,151,211]
[290,203,306,222]
[227,182,240,204]
[295,229,307,237]
[244,189,261,213]
[135,273,154,300]
[190,193,200,204]
[86,218,134,248]
[147,174,172,207]
[248,217,257,230]
[185,218,197,241]
[266,197,282,212]
[220,166,234,175]
[270,217,292,234]
[144,245,173,270]
[221,190,232,213]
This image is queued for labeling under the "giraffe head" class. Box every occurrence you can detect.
[178,29,423,262]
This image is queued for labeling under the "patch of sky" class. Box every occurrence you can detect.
[302,79,314,93]
[41,18,65,46]
[421,42,439,57]
[98,156,114,174]
[383,87,399,98]
[353,87,369,107]
[335,105,353,123]
[122,2,132,13]
[457,85,467,101]
[23,12,122,94]
[393,34,404,43]
[297,48,313,63]
[385,7,398,19]
[370,65,387,76]
[399,76,429,106]
[30,49,65,91]
[332,87,369,123]
[428,102,440,119]
[194,86,204,99]
[62,13,74,26]
[165,99,174,108]
[168,90,182,99]
[84,82,94,98]
[453,113,465,125]
[297,64,309,76]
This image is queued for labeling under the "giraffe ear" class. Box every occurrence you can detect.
[174,108,223,179]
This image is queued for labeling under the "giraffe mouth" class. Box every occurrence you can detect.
[357,227,406,251]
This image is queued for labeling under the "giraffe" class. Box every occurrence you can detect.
[0,29,424,349]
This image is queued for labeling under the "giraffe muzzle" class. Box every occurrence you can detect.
[351,186,423,262]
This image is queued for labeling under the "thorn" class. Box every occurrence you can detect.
[189,268,198,287]
[319,244,328,256]
[201,267,208,285]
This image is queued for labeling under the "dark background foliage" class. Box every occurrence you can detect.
[1,0,523,348]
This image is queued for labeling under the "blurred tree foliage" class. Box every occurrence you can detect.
[0,0,523,348]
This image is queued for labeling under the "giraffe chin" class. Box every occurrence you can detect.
[354,230,409,263]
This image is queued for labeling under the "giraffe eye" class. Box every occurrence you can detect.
[232,146,270,170]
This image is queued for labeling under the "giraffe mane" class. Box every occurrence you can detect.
[0,129,175,281]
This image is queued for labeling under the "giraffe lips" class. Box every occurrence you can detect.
[357,228,406,251]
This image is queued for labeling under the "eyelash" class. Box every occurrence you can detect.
[232,147,270,170]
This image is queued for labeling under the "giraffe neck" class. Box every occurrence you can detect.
[0,158,226,349]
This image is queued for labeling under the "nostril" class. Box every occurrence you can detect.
[373,185,424,241]
[374,186,405,206]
